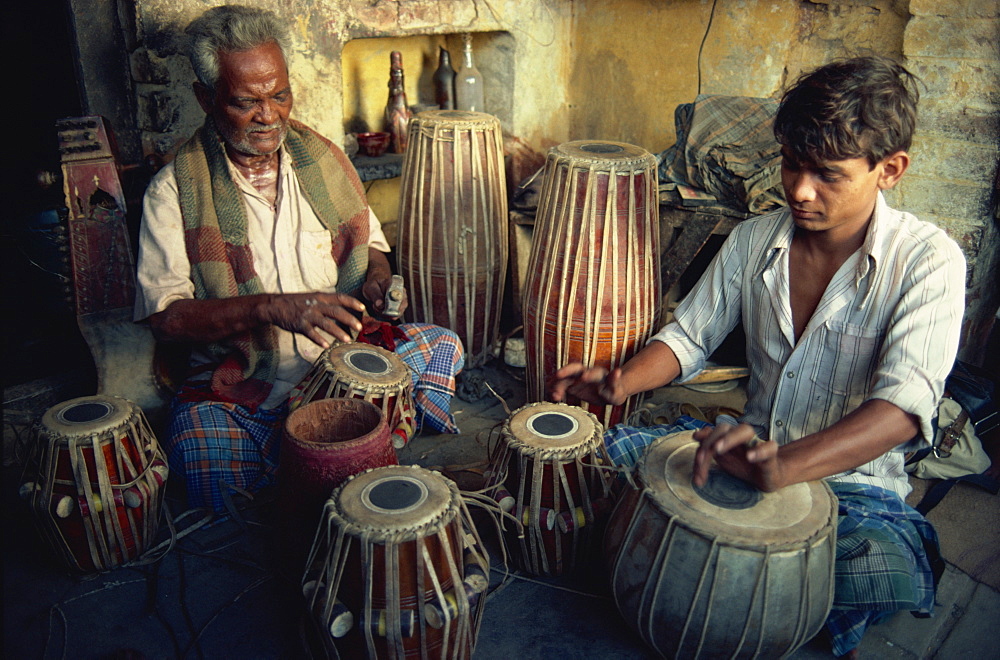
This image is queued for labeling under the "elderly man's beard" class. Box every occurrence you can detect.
[222,120,288,156]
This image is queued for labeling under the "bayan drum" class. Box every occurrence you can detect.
[524,140,660,429]
[22,395,168,572]
[396,110,508,368]
[290,343,417,448]
[604,431,836,659]
[302,465,489,659]
[486,402,615,576]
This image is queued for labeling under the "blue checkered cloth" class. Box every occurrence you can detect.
[825,481,941,656]
[603,415,712,467]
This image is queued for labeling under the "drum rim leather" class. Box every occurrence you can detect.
[323,343,410,390]
[41,394,135,438]
[550,140,658,170]
[410,108,500,129]
[502,402,602,460]
[637,431,837,547]
[329,465,458,542]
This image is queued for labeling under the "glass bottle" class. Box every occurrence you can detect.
[432,46,456,110]
[455,34,485,113]
[384,50,412,153]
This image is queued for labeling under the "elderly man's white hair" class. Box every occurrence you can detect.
[186,5,292,91]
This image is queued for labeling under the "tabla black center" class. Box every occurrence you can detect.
[58,401,114,425]
[694,468,763,510]
[527,411,578,439]
[580,143,624,154]
[346,349,392,376]
[362,476,428,514]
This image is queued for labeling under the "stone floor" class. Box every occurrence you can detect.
[3,359,997,659]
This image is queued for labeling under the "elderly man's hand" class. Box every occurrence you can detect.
[692,423,784,492]
[362,273,408,319]
[263,292,365,346]
[549,363,629,406]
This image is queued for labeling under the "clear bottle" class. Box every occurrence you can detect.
[432,46,456,110]
[455,34,485,113]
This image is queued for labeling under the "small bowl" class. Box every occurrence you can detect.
[356,132,391,157]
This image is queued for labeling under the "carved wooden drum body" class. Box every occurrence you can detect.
[303,465,489,659]
[291,343,417,448]
[396,110,508,368]
[487,402,615,576]
[24,395,167,572]
[604,432,837,659]
[524,140,661,428]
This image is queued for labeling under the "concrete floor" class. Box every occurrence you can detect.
[3,359,997,659]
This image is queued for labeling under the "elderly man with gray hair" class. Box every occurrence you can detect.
[134,5,464,513]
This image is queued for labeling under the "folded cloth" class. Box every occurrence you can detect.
[658,95,784,215]
[825,481,941,656]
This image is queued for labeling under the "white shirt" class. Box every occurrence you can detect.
[134,146,390,408]
[651,193,966,498]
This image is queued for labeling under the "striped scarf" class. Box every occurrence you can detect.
[173,117,370,408]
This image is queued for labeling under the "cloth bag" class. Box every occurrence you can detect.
[907,398,990,479]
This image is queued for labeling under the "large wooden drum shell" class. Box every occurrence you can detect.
[605,432,837,659]
[26,395,167,573]
[396,110,508,368]
[524,140,660,429]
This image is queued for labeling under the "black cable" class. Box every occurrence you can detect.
[696,0,720,97]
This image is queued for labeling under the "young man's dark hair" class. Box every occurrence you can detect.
[774,56,920,167]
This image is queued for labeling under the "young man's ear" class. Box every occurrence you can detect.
[877,151,910,190]
[193,81,215,115]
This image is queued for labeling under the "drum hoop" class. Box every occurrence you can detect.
[411,110,501,130]
[323,344,410,388]
[636,432,838,547]
[41,395,136,439]
[502,402,602,460]
[326,465,460,543]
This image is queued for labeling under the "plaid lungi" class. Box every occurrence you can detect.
[825,481,940,656]
[165,322,463,511]
[603,415,712,468]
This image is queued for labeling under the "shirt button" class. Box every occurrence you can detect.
[775,420,784,428]
[787,371,795,379]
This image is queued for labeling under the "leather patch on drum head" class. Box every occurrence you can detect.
[345,349,392,376]
[694,468,762,510]
[527,412,578,439]
[362,476,428,514]
[58,401,114,425]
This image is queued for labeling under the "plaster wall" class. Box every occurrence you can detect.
[73,0,998,357]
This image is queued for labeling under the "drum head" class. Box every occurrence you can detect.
[331,465,458,542]
[411,109,499,130]
[503,402,601,460]
[324,344,409,388]
[41,395,135,438]
[640,431,836,547]
[550,140,656,171]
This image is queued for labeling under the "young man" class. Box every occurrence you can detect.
[134,5,464,513]
[551,57,966,656]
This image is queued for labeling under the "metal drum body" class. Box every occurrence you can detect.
[396,110,508,368]
[303,465,489,659]
[487,402,614,576]
[524,140,661,429]
[604,432,837,659]
[290,343,417,448]
[25,395,167,572]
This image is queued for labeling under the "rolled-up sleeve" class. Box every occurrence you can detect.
[868,236,967,445]
[133,164,196,322]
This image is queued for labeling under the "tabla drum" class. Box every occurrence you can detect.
[396,110,508,368]
[290,343,417,448]
[523,140,661,429]
[486,402,615,576]
[279,398,397,564]
[604,431,836,659]
[22,395,168,572]
[302,465,489,659]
